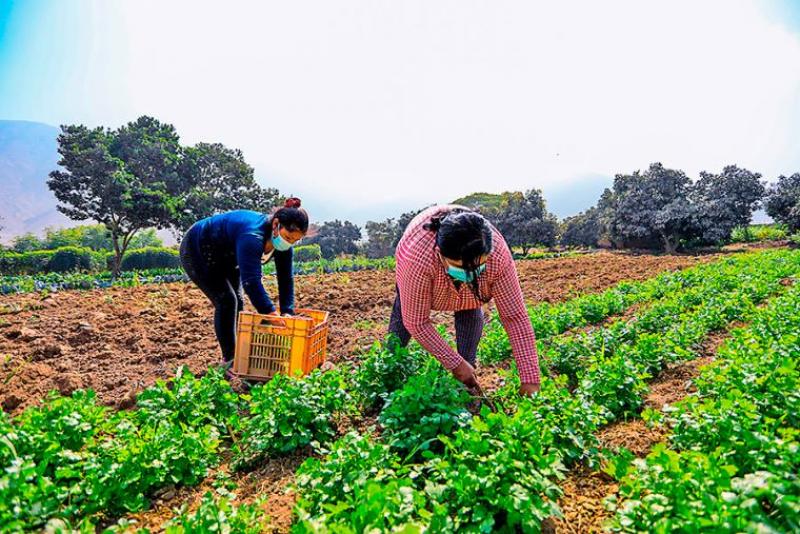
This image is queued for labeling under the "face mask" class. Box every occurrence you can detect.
[272,226,294,252]
[446,262,486,283]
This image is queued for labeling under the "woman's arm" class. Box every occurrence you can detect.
[396,258,465,372]
[274,248,295,315]
[491,238,541,386]
[236,234,277,315]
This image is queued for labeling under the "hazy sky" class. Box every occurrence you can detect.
[2,0,800,223]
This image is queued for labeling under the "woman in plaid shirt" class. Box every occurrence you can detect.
[390,205,541,395]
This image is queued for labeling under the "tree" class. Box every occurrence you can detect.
[595,188,618,248]
[393,208,426,248]
[129,228,164,249]
[765,173,800,233]
[305,220,362,259]
[690,165,765,243]
[560,207,602,248]
[48,117,184,276]
[491,189,558,253]
[43,225,106,250]
[11,233,44,253]
[610,163,695,253]
[362,207,426,259]
[176,143,281,235]
[364,218,397,259]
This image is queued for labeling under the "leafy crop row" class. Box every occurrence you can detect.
[606,282,800,532]
[291,249,800,532]
[0,368,241,531]
[479,254,750,364]
[0,257,397,295]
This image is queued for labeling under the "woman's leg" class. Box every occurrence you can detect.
[454,308,484,366]
[211,280,241,363]
[387,285,412,350]
[180,233,240,363]
[225,268,245,317]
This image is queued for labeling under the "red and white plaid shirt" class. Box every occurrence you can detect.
[395,205,540,385]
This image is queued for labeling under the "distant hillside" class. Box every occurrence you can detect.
[0,120,72,241]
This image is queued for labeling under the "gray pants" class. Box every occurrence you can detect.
[388,287,484,365]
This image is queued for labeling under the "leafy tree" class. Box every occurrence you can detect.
[491,189,558,253]
[176,143,281,235]
[364,218,397,259]
[11,233,44,253]
[690,166,765,243]
[306,220,362,259]
[129,228,164,249]
[595,188,618,248]
[48,117,184,276]
[43,225,110,250]
[765,173,800,233]
[560,207,602,248]
[393,208,426,247]
[13,225,163,253]
[363,208,425,259]
[610,163,695,253]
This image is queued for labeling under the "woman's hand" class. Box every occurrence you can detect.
[519,382,540,396]
[452,360,479,388]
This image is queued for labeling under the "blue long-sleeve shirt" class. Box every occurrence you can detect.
[190,210,294,315]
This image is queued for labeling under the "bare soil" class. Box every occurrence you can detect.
[0,250,727,533]
[0,251,710,415]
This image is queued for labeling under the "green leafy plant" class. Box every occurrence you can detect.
[233,368,355,470]
[352,339,427,411]
[378,362,472,454]
[164,493,268,534]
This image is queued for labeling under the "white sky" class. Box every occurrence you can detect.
[3,0,800,223]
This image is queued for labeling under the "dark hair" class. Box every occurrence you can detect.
[425,209,493,303]
[271,197,309,233]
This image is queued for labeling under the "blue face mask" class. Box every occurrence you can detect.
[272,226,294,252]
[446,262,486,283]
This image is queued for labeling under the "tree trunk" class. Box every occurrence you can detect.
[111,235,122,279]
[111,229,137,279]
[661,233,676,254]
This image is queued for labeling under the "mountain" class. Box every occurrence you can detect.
[0,120,71,242]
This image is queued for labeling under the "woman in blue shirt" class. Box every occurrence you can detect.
[179,198,309,364]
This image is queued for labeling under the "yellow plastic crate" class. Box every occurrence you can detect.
[232,308,329,380]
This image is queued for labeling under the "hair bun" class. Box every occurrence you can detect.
[284,197,302,209]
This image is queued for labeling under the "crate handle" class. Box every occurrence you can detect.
[259,316,288,328]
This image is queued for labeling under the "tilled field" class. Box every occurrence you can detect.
[0,252,713,415]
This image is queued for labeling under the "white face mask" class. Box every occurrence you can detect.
[272,224,299,251]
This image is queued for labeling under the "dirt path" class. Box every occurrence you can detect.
[550,329,743,533]
[0,252,712,415]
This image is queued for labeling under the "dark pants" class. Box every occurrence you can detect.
[388,287,484,365]
[180,229,244,363]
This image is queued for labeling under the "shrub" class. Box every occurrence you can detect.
[119,247,181,271]
[0,247,102,275]
[47,247,104,273]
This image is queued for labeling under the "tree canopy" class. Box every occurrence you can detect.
[48,116,281,274]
